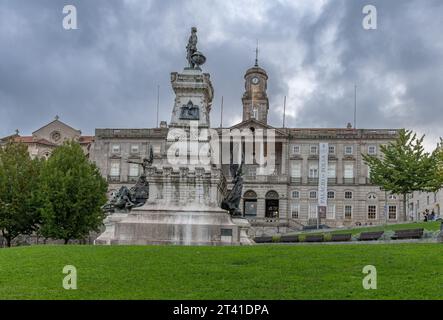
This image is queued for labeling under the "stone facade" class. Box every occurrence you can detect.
[408,189,443,221]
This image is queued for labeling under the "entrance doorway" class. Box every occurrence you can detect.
[243,190,257,217]
[265,190,279,218]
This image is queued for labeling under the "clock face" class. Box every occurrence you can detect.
[251,77,260,85]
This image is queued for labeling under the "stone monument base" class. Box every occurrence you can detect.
[95,204,252,246]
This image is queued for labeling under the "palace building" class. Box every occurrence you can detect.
[91,59,403,234]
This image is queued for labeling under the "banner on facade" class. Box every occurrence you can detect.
[318,142,328,218]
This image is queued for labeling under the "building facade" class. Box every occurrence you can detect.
[91,61,403,232]
[408,190,443,221]
[1,116,93,158]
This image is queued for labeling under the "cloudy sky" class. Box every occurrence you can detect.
[1,0,442,149]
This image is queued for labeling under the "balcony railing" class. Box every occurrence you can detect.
[308,177,319,185]
[128,176,139,183]
[343,177,355,184]
[108,175,120,183]
[328,177,337,185]
[290,177,302,184]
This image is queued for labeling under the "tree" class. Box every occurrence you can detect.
[0,142,42,247]
[38,141,108,244]
[363,129,443,221]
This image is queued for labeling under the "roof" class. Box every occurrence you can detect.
[11,136,57,147]
[79,136,94,144]
[1,135,94,146]
[32,118,81,136]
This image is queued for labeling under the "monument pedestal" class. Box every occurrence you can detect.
[96,166,252,246]
[98,205,239,245]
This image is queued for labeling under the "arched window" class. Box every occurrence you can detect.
[244,190,257,199]
[265,190,279,199]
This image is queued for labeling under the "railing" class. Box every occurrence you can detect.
[328,177,337,185]
[290,177,302,184]
[343,177,355,184]
[247,217,289,226]
[308,177,319,185]
[128,176,139,183]
[108,175,120,183]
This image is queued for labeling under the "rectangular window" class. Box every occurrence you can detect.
[388,205,397,220]
[328,145,336,154]
[310,145,318,154]
[309,191,317,199]
[344,145,353,155]
[344,205,352,219]
[368,145,377,155]
[344,164,354,178]
[345,191,353,199]
[110,161,120,177]
[327,191,335,199]
[327,204,335,219]
[309,164,318,178]
[368,205,377,219]
[291,203,300,219]
[130,144,140,154]
[291,145,301,154]
[328,163,336,178]
[291,191,300,199]
[129,163,139,177]
[111,144,120,154]
[291,162,301,178]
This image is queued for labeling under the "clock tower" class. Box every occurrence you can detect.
[242,54,269,124]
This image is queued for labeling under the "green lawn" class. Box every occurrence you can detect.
[0,243,442,300]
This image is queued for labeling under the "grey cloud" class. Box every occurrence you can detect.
[0,0,442,150]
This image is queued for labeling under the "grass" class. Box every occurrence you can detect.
[279,221,441,241]
[0,243,442,300]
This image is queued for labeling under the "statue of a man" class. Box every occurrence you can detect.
[186,27,198,68]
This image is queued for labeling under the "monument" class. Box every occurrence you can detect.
[95,27,252,245]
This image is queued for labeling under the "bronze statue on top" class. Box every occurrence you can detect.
[186,27,206,69]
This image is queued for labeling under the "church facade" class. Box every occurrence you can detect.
[91,61,403,233]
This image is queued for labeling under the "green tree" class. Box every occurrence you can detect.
[0,142,42,247]
[363,129,443,221]
[38,141,108,244]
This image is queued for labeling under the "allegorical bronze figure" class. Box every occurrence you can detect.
[102,146,154,213]
[221,163,244,217]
